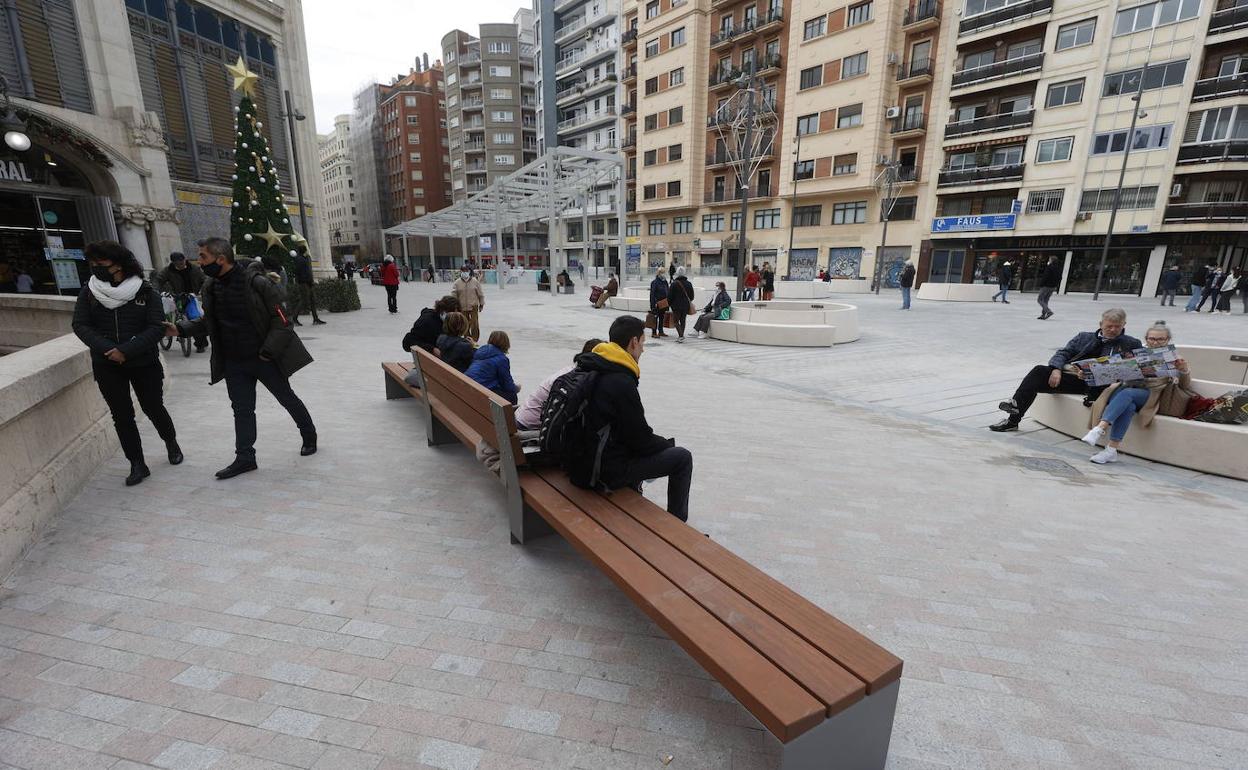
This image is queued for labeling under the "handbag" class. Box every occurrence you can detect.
[656,298,669,310]
[717,307,731,320]
[1193,389,1248,424]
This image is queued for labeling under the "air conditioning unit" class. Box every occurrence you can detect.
[877,155,891,166]
[886,52,899,65]
[885,106,902,119]
[1170,183,1183,198]
[585,29,594,40]
[1076,212,1092,221]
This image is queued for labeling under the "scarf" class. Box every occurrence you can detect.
[88,275,143,309]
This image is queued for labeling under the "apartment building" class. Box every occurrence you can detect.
[317,115,360,263]
[927,0,1248,297]
[377,62,452,227]
[535,0,625,269]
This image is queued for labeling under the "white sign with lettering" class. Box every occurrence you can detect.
[0,160,33,182]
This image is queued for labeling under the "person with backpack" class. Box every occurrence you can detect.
[515,339,602,431]
[73,240,182,486]
[668,267,695,342]
[648,268,669,339]
[465,330,520,404]
[548,315,693,521]
[434,311,476,372]
[694,281,732,338]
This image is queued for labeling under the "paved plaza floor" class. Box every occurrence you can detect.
[1,279,1246,770]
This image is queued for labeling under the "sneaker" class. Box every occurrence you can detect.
[1081,426,1105,446]
[676,336,684,343]
[989,417,1020,432]
[1002,300,1010,304]
[1090,447,1118,464]
[998,399,1020,416]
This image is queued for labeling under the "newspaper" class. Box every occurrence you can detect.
[1073,344,1182,386]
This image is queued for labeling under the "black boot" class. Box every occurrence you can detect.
[125,461,151,486]
[167,441,183,465]
[300,433,318,457]
[215,459,258,480]
[989,417,1020,432]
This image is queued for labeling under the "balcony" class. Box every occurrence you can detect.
[622,135,637,150]
[903,0,941,30]
[711,23,745,49]
[756,53,783,76]
[1209,3,1248,34]
[458,52,480,67]
[943,109,1034,139]
[461,98,484,110]
[622,63,638,82]
[959,0,1052,36]
[1163,201,1248,222]
[622,28,638,46]
[938,163,1025,186]
[1176,141,1248,164]
[897,165,921,183]
[704,184,773,203]
[465,162,487,173]
[1192,73,1248,101]
[558,109,618,132]
[951,52,1044,89]
[897,57,933,82]
[890,113,927,136]
[707,97,777,126]
[464,142,485,152]
[709,67,741,90]
[756,8,784,33]
[622,102,636,115]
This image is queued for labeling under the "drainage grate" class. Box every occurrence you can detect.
[1017,456,1082,478]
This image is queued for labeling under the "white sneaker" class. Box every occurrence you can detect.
[1081,426,1105,446]
[1090,447,1118,464]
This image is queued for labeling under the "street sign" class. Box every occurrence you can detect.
[931,214,1017,233]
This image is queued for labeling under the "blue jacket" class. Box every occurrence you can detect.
[649,276,669,309]
[1160,270,1182,290]
[1048,330,1142,369]
[465,344,518,403]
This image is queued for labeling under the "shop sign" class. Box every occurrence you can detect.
[698,238,722,251]
[0,159,34,183]
[931,214,1016,233]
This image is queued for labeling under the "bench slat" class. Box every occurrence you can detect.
[423,378,500,451]
[520,473,827,742]
[602,486,903,693]
[539,470,866,716]
[414,347,517,433]
[424,391,485,449]
[382,363,423,400]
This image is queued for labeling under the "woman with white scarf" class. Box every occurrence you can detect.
[72,241,181,486]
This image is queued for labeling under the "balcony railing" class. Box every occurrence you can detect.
[707,97,777,126]
[558,109,618,131]
[1209,3,1248,34]
[891,114,926,133]
[937,163,1025,186]
[704,184,773,203]
[959,0,1052,36]
[757,52,783,73]
[1192,73,1248,101]
[1176,140,1248,164]
[461,98,484,109]
[897,165,921,182]
[622,102,636,114]
[943,109,1034,139]
[622,63,638,80]
[623,135,637,149]
[904,0,940,26]
[1163,201,1248,222]
[951,52,1044,88]
[464,142,485,151]
[622,28,638,45]
[465,162,486,172]
[897,57,932,81]
[459,52,480,66]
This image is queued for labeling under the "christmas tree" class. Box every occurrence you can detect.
[225,56,307,274]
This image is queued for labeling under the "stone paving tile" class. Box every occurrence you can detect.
[2,286,1246,769]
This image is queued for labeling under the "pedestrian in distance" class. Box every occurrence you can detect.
[381,255,400,314]
[465,330,520,405]
[761,262,775,300]
[1036,256,1062,320]
[668,266,695,342]
[452,267,485,339]
[1193,264,1220,312]
[648,267,670,340]
[1235,267,1248,314]
[291,248,325,326]
[1158,264,1182,307]
[694,281,732,338]
[899,260,916,310]
[153,251,209,351]
[595,272,619,309]
[743,265,759,301]
[514,338,602,431]
[668,260,677,282]
[180,237,317,480]
[72,240,182,486]
[1213,269,1233,314]
[434,311,476,372]
[990,307,1141,432]
[402,295,458,354]
[1184,263,1208,312]
[991,261,1013,303]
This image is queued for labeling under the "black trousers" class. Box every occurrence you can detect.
[292,283,322,323]
[1011,365,1090,417]
[223,358,316,462]
[620,446,693,521]
[385,284,398,313]
[1196,289,1217,311]
[94,362,176,463]
[672,309,688,338]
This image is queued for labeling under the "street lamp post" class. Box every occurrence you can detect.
[785,131,802,279]
[1093,86,1145,301]
[872,161,900,295]
[733,66,756,302]
[281,90,311,256]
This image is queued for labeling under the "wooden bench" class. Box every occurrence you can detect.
[400,346,903,768]
[381,360,423,401]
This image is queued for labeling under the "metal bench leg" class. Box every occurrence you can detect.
[510,500,555,545]
[490,402,555,545]
[385,372,412,400]
[779,680,899,770]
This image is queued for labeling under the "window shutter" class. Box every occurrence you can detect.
[15,0,63,106]
[1183,112,1202,143]
[42,0,92,112]
[0,6,27,94]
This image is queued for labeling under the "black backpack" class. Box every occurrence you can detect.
[537,368,610,488]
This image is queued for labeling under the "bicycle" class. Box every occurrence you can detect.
[160,292,195,358]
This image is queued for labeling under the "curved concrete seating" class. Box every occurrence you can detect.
[709,320,836,347]
[825,280,874,294]
[1176,346,1248,385]
[1031,378,1248,481]
[706,301,860,347]
[774,281,833,299]
[916,283,998,302]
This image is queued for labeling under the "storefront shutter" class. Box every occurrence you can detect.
[76,196,119,244]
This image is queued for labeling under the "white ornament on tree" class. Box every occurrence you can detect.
[232,201,239,208]
[243,233,253,241]
[241,142,248,149]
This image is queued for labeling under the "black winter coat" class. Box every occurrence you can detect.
[72,281,165,371]
[1040,262,1062,289]
[669,277,694,314]
[899,265,916,289]
[436,333,475,372]
[153,263,205,295]
[1192,266,1208,286]
[293,253,314,285]
[649,276,669,310]
[569,350,673,489]
[1048,330,1143,369]
[403,308,443,353]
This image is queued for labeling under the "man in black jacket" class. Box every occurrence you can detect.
[153,252,209,351]
[290,248,325,326]
[1036,255,1062,320]
[1186,264,1210,312]
[570,315,693,520]
[990,308,1141,432]
[181,237,317,479]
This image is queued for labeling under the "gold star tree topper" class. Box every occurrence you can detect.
[226,56,259,97]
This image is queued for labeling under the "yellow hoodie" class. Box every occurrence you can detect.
[591,341,640,378]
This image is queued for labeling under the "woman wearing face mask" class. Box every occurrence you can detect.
[452,268,485,341]
[72,240,182,486]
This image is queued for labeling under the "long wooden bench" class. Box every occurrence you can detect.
[398,346,903,768]
[382,360,423,401]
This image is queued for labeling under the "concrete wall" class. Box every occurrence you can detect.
[0,295,114,579]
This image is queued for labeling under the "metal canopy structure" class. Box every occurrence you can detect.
[383,147,624,240]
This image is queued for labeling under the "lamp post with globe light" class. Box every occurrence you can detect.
[1,75,32,152]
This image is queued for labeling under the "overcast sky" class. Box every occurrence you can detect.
[303,0,530,135]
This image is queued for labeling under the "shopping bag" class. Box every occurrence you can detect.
[184,295,202,320]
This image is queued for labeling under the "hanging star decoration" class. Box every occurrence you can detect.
[258,222,287,251]
[226,56,259,97]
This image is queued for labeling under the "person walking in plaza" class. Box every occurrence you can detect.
[743,265,759,300]
[290,249,325,326]
[990,307,1141,432]
[1158,265,1182,307]
[1081,320,1194,465]
[594,272,618,309]
[1193,264,1220,312]
[154,251,209,351]
[668,267,695,342]
[1036,256,1061,320]
[465,330,520,404]
[434,311,476,371]
[381,255,400,314]
[668,259,677,281]
[991,261,1013,303]
[761,262,775,300]
[403,295,458,353]
[648,267,670,339]
[73,240,181,486]
[899,260,915,310]
[694,281,732,338]
[514,338,602,431]
[181,237,316,480]
[1185,263,1209,312]
[568,315,694,521]
[1211,268,1232,314]
[452,267,485,339]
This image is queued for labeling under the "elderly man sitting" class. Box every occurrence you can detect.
[990,307,1142,432]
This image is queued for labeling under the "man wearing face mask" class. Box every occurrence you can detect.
[153,252,209,352]
[179,237,317,479]
[452,267,485,340]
